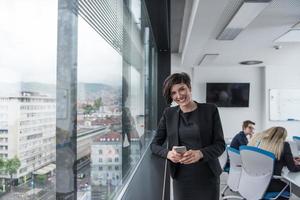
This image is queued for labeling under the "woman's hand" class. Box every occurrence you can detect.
[294,157,300,165]
[167,148,183,163]
[179,150,203,164]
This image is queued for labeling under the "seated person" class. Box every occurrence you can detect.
[248,127,300,200]
[230,120,255,150]
[222,120,255,171]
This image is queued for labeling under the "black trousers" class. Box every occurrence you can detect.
[172,162,220,200]
[173,177,220,200]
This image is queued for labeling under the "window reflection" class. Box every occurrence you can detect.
[76,0,157,199]
[77,11,123,198]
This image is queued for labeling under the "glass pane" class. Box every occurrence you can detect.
[0,0,57,199]
[76,15,123,199]
[75,0,157,199]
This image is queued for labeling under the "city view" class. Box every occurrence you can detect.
[0,80,141,199]
[1,0,152,199]
[0,82,56,199]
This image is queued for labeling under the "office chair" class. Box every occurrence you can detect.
[239,146,290,200]
[219,146,229,172]
[222,147,243,199]
[293,136,300,152]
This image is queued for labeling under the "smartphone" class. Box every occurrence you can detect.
[173,146,187,154]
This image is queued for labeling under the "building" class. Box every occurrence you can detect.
[89,122,142,199]
[90,131,122,200]
[77,126,109,161]
[0,92,55,182]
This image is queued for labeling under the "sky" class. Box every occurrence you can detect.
[77,17,122,86]
[0,0,122,85]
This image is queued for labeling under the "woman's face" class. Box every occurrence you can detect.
[170,83,192,106]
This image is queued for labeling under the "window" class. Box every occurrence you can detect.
[0,154,8,158]
[75,0,157,199]
[0,130,8,134]
[1,0,157,199]
[0,0,57,198]
[0,146,8,150]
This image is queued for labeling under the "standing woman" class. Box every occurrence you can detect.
[150,72,225,200]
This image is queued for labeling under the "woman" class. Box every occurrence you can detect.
[150,72,225,200]
[248,127,300,200]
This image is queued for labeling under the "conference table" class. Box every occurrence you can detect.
[282,168,300,197]
[282,170,300,186]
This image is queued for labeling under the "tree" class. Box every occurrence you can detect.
[0,158,4,170]
[83,104,94,115]
[93,97,103,111]
[0,158,5,191]
[5,157,21,191]
[36,174,47,186]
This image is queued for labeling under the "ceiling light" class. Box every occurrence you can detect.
[217,0,272,40]
[291,21,300,29]
[274,29,300,43]
[273,45,282,50]
[239,60,263,65]
[197,54,219,66]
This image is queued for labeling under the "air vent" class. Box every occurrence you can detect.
[217,0,272,40]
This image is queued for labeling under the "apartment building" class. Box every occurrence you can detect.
[0,91,55,181]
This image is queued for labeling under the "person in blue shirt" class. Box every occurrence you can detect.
[230,120,255,150]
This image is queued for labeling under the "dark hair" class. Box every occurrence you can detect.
[163,72,191,104]
[242,120,255,130]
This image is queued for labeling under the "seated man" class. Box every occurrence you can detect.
[230,120,255,150]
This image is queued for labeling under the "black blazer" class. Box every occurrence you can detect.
[150,102,225,178]
[274,142,300,175]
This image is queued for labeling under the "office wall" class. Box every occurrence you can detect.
[171,54,193,75]
[172,53,300,138]
[172,57,265,138]
[171,65,300,139]
[191,66,264,138]
[264,65,300,138]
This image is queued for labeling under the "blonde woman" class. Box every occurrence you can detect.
[248,127,300,200]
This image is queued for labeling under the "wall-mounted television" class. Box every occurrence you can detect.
[206,83,250,107]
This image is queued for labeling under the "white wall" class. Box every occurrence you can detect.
[264,65,300,138]
[171,54,265,138]
[171,53,300,139]
[171,54,193,75]
[191,66,264,138]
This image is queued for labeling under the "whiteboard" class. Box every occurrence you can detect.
[270,89,300,121]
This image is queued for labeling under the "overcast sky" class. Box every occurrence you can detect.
[0,0,122,85]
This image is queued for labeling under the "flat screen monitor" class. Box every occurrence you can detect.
[206,83,250,107]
